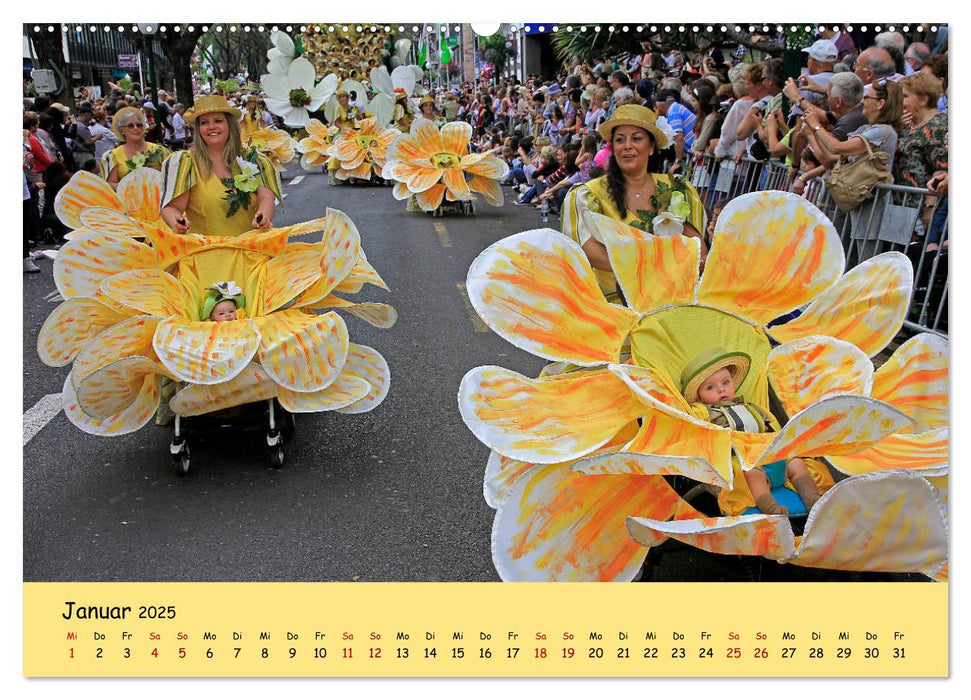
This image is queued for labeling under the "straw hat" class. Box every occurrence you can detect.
[183,94,242,125]
[111,106,147,141]
[598,103,670,149]
[419,95,437,108]
[680,347,752,404]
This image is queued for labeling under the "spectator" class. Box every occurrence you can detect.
[71,104,100,170]
[855,47,900,84]
[818,25,856,62]
[90,109,118,162]
[713,64,755,162]
[655,88,696,163]
[921,53,948,113]
[24,112,55,176]
[894,72,947,232]
[171,103,189,149]
[904,42,931,76]
[797,39,839,101]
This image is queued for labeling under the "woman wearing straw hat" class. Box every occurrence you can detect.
[100,106,170,189]
[241,94,265,136]
[418,95,444,127]
[561,103,706,303]
[160,95,283,237]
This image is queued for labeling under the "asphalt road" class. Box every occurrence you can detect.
[22,165,925,584]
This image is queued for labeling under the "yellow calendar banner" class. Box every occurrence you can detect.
[23,582,947,677]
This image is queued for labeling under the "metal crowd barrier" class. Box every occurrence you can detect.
[686,154,948,338]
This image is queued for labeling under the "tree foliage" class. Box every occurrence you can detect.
[196,25,273,81]
[481,34,511,75]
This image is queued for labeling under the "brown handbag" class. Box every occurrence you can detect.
[825,134,892,212]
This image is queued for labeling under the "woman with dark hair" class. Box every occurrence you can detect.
[562,104,706,302]
[161,95,282,237]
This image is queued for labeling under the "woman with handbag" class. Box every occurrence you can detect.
[804,79,903,261]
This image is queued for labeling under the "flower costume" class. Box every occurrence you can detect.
[297,118,340,171]
[262,56,339,128]
[459,191,947,582]
[326,117,401,182]
[241,126,299,172]
[38,208,396,437]
[54,168,167,242]
[382,118,509,212]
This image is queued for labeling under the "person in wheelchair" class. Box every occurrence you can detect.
[681,347,821,516]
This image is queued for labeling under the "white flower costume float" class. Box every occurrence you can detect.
[459,191,947,582]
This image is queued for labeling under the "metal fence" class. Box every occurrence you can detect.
[685,154,948,338]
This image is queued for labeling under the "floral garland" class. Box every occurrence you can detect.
[220,156,262,218]
[124,147,165,172]
[630,176,692,236]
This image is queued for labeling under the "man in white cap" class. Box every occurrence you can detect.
[795,39,838,100]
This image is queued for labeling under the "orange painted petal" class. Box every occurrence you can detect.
[335,302,398,328]
[392,181,412,201]
[37,299,132,367]
[468,175,503,206]
[333,254,390,293]
[170,363,278,416]
[790,471,948,577]
[62,370,159,437]
[414,183,446,211]
[74,356,167,419]
[441,121,472,154]
[769,252,913,357]
[729,431,776,470]
[54,233,157,300]
[278,374,370,412]
[625,407,734,486]
[79,207,145,238]
[442,168,472,199]
[388,119,443,164]
[335,343,391,414]
[459,366,644,463]
[767,336,873,417]
[262,251,328,313]
[407,166,445,193]
[594,212,700,314]
[144,227,210,270]
[72,315,162,385]
[573,451,731,489]
[255,309,349,392]
[100,269,184,317]
[828,427,948,477]
[335,161,373,180]
[461,153,509,179]
[699,191,844,324]
[607,363,696,417]
[116,168,163,224]
[467,229,638,365]
[492,463,681,581]
[154,317,261,385]
[628,513,794,559]
[53,171,122,229]
[758,395,915,465]
[871,333,948,431]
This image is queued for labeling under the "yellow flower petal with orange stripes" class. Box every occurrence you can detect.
[100,269,184,317]
[255,309,348,392]
[467,229,637,365]
[54,233,157,300]
[72,315,162,386]
[573,450,731,490]
[115,168,164,225]
[767,336,874,417]
[628,513,794,559]
[827,427,948,477]
[468,175,503,206]
[335,343,392,414]
[311,296,397,328]
[871,333,948,431]
[459,366,643,463]
[73,356,167,419]
[154,317,261,385]
[335,160,373,180]
[492,463,681,581]
[53,171,123,229]
[769,252,913,357]
[789,471,948,577]
[62,370,159,437]
[606,363,700,418]
[414,183,447,211]
[698,191,844,324]
[625,408,734,485]
[595,212,700,314]
[728,431,775,470]
[442,168,471,199]
[262,250,330,314]
[440,121,472,155]
[391,181,412,201]
[756,395,914,465]
[278,374,370,412]
[37,299,132,367]
[407,165,446,193]
[169,363,278,416]
[334,253,389,292]
[79,207,146,238]
[462,153,509,179]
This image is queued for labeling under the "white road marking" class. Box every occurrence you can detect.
[456,283,490,333]
[23,393,63,446]
[434,222,452,248]
[289,175,305,186]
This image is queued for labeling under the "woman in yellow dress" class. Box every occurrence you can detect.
[240,94,266,136]
[100,106,170,190]
[561,104,706,303]
[160,95,283,237]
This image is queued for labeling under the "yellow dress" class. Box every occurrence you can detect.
[160,151,283,238]
[241,110,264,136]
[99,142,169,181]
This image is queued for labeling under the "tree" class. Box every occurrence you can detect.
[25,26,75,108]
[196,25,272,81]
[158,25,205,106]
[481,34,511,77]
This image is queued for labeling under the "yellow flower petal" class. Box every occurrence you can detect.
[594,212,700,314]
[262,250,329,313]
[334,343,392,414]
[54,232,157,300]
[492,463,681,581]
[169,363,278,416]
[462,153,509,179]
[441,121,472,155]
[467,229,637,365]
[62,370,159,437]
[627,513,794,559]
[79,207,146,238]
[74,356,166,419]
[459,366,644,463]
[115,168,163,225]
[53,171,122,229]
[790,471,948,577]
[871,333,948,431]
[333,253,390,293]
[414,183,446,211]
[442,168,471,199]
[408,166,446,193]
[154,317,261,385]
[72,315,162,386]
[767,336,874,417]
[37,298,131,367]
[573,451,731,489]
[468,175,503,206]
[277,374,370,412]
[769,252,913,357]
[828,427,948,477]
[255,310,348,392]
[698,191,844,324]
[101,269,184,317]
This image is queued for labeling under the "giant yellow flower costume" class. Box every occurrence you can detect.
[326,116,401,182]
[242,127,299,172]
[296,118,340,171]
[54,169,166,242]
[38,203,396,436]
[459,191,947,582]
[382,118,509,212]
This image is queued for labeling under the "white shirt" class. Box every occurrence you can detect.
[173,113,187,139]
[91,123,118,161]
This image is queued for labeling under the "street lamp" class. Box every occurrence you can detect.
[137,23,159,107]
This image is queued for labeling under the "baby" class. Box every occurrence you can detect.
[201,281,245,323]
[680,347,821,516]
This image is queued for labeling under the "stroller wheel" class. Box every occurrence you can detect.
[269,445,285,469]
[172,441,190,476]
